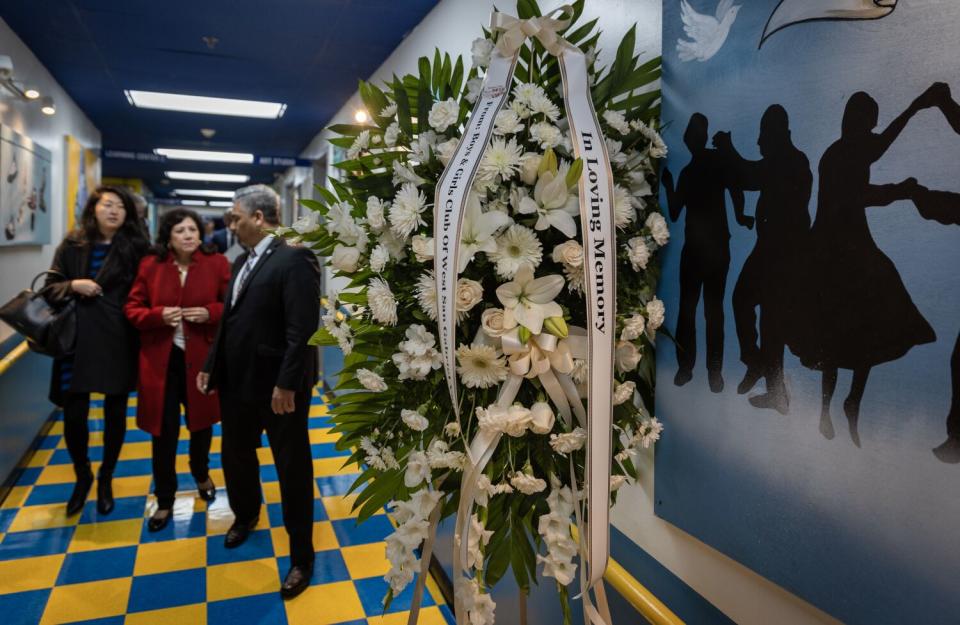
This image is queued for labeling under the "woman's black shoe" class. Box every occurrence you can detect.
[147,508,172,532]
[196,478,216,502]
[66,464,94,516]
[97,475,115,515]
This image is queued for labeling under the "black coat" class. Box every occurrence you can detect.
[203,237,320,401]
[45,237,143,405]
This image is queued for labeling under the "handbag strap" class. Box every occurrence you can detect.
[31,270,66,293]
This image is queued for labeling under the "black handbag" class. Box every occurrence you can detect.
[0,270,77,358]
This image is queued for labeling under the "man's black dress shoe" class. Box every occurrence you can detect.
[196,478,216,502]
[280,564,313,599]
[147,508,172,532]
[66,464,94,516]
[224,517,259,548]
[97,475,114,515]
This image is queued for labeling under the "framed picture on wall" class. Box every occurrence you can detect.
[0,125,51,247]
[65,135,100,233]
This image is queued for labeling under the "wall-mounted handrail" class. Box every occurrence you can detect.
[0,340,29,377]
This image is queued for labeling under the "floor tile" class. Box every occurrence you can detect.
[311,443,351,459]
[331,516,395,547]
[322,494,384,521]
[40,577,132,625]
[206,528,274,566]
[267,499,328,526]
[340,542,390,579]
[315,474,362,498]
[0,526,76,560]
[33,465,79,486]
[68,519,143,553]
[2,485,33,508]
[366,606,450,625]
[124,602,206,625]
[0,588,51,625]
[206,557,280,602]
[283,580,365,625]
[0,553,64,593]
[313,457,361,478]
[57,546,137,585]
[276,549,351,586]
[79,496,147,524]
[354,574,436,616]
[0,508,17,533]
[309,428,339,445]
[8,502,78,533]
[126,568,205,613]
[270,521,338,558]
[207,592,288,625]
[133,536,206,576]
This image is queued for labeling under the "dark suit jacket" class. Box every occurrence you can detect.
[203,237,320,401]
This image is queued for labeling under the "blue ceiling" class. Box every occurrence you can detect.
[1,0,439,198]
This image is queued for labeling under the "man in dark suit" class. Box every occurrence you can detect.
[197,184,320,598]
[210,210,244,262]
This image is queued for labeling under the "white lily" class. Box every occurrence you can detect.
[517,170,578,238]
[496,265,564,334]
[459,192,511,273]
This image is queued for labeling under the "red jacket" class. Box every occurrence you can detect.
[124,251,231,436]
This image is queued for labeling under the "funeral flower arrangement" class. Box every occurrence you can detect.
[286,1,665,622]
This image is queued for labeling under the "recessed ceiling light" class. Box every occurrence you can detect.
[40,96,55,115]
[354,109,369,123]
[179,199,208,206]
[125,90,286,118]
[24,88,40,99]
[165,171,249,183]
[208,200,234,207]
[173,189,236,198]
[155,148,254,164]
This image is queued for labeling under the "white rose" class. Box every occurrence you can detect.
[646,298,665,331]
[455,278,483,314]
[645,212,670,246]
[551,240,583,268]
[613,380,636,406]
[471,37,494,68]
[510,472,547,495]
[626,237,650,271]
[504,404,532,437]
[615,341,642,373]
[428,98,459,133]
[481,308,511,338]
[401,409,429,432]
[529,401,555,434]
[477,404,510,434]
[411,235,434,263]
[357,368,388,392]
[331,244,360,273]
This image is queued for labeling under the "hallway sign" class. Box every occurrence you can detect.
[656,2,960,624]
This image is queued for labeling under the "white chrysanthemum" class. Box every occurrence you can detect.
[384,122,400,147]
[646,297,665,331]
[401,409,429,432]
[456,343,508,389]
[510,98,531,120]
[626,236,651,271]
[428,98,459,132]
[368,277,398,326]
[479,137,522,181]
[645,212,670,246]
[527,91,560,121]
[493,109,524,135]
[471,37,494,68]
[513,82,544,106]
[415,271,438,320]
[614,185,636,229]
[530,122,563,149]
[357,368,388,392]
[389,183,428,238]
[489,224,543,279]
[550,427,587,453]
[347,130,370,160]
[369,244,389,273]
[602,109,630,135]
[379,102,397,118]
[621,313,646,341]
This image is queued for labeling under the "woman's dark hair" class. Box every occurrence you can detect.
[150,208,216,260]
[69,185,149,286]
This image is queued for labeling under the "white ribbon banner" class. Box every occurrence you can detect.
[430,7,617,624]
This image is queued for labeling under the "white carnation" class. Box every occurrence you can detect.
[471,37,494,68]
[465,77,483,104]
[626,236,650,271]
[602,109,630,135]
[428,98,459,133]
[621,313,646,342]
[646,297,665,331]
[530,121,563,149]
[613,380,636,406]
[510,471,547,495]
[357,368,388,392]
[436,137,459,166]
[550,427,587,454]
[615,340,642,373]
[645,212,670,246]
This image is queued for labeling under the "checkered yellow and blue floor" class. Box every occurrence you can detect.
[0,389,454,625]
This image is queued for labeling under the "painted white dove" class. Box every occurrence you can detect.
[760,0,898,47]
[677,0,741,63]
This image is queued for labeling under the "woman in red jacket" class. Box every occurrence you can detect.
[125,208,231,531]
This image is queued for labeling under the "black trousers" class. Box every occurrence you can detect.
[152,346,213,509]
[63,392,127,477]
[676,244,730,375]
[947,332,960,440]
[220,388,314,566]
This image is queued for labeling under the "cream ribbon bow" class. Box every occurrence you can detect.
[490,5,575,58]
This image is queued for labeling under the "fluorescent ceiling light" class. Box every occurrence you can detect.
[165,171,249,183]
[179,199,208,206]
[173,189,236,198]
[125,90,286,118]
[208,200,234,207]
[155,148,254,164]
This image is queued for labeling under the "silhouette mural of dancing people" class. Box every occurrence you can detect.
[663,113,749,393]
[713,105,813,415]
[790,86,943,446]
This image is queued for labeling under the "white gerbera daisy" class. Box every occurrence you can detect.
[489,224,543,279]
[368,277,398,326]
[479,137,522,181]
[456,343,508,389]
[389,183,428,238]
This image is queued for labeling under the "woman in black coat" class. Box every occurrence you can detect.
[46,185,149,516]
